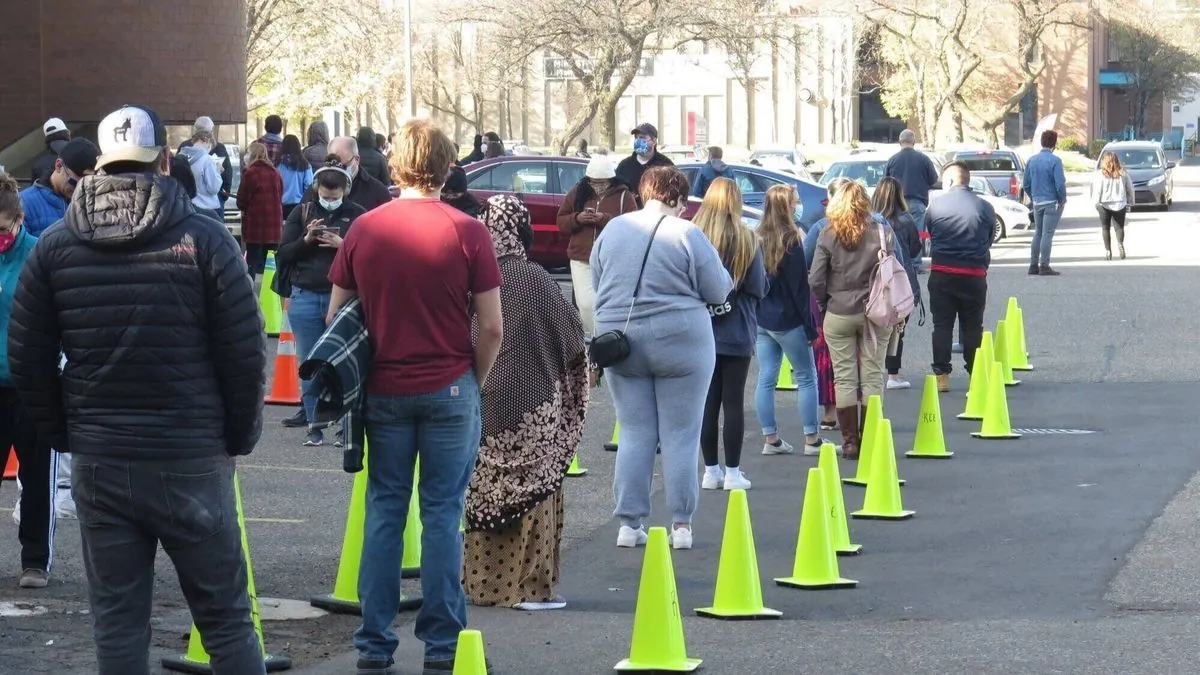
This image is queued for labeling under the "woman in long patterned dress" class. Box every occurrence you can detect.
[464,194,589,611]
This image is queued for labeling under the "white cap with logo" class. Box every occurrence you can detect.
[43,118,68,137]
[96,105,168,170]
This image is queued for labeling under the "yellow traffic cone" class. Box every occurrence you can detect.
[604,421,619,452]
[775,468,857,590]
[907,375,953,459]
[566,453,588,477]
[818,443,861,555]
[1009,306,1034,371]
[162,473,292,673]
[957,331,994,421]
[401,466,422,579]
[851,419,915,521]
[696,489,781,619]
[259,252,281,337]
[615,527,702,672]
[994,320,1021,387]
[972,361,1022,440]
[451,629,490,675]
[776,355,798,391]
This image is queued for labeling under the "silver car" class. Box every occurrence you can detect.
[1097,141,1175,210]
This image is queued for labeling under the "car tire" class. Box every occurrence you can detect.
[993,216,1005,243]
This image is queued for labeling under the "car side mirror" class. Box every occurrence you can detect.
[1167,161,1176,170]
[804,159,814,166]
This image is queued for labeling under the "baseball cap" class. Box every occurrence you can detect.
[58,138,101,175]
[193,116,215,132]
[96,105,168,170]
[630,123,658,139]
[43,118,68,137]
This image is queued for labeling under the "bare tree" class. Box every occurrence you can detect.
[1106,11,1200,135]
[246,0,305,98]
[412,23,525,135]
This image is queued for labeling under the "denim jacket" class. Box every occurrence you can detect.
[1021,149,1067,206]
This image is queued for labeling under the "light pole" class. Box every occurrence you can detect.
[404,0,415,118]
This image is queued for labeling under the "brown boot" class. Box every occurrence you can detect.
[936,373,950,393]
[836,407,861,460]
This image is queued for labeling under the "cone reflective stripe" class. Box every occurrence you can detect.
[162,472,292,673]
[972,362,1022,440]
[776,355,798,391]
[566,453,588,477]
[2,448,16,480]
[615,527,702,672]
[696,489,782,619]
[604,421,619,452]
[775,468,857,589]
[259,251,281,337]
[1009,305,1034,371]
[907,375,953,459]
[818,443,861,555]
[851,419,915,521]
[958,331,994,420]
[994,320,1021,386]
[264,305,302,405]
[451,629,489,675]
[845,395,903,487]
[401,462,422,579]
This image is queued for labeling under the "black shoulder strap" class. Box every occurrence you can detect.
[632,216,668,299]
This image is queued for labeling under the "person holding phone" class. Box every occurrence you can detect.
[276,156,367,445]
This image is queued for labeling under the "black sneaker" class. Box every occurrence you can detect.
[1027,264,1040,276]
[303,429,324,447]
[1039,264,1061,276]
[356,656,394,674]
[424,659,493,674]
[281,409,307,428]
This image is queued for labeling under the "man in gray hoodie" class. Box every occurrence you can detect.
[692,146,732,198]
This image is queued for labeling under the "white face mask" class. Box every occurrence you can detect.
[193,142,211,154]
[319,197,343,211]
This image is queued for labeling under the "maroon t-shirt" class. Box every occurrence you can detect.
[328,198,502,396]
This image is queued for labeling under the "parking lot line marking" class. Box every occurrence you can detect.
[245,517,306,524]
[238,464,343,474]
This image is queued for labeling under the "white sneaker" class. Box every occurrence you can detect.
[670,526,693,550]
[887,379,911,390]
[56,492,77,520]
[11,501,19,526]
[617,525,648,548]
[762,439,795,455]
[701,468,725,490]
[723,470,752,490]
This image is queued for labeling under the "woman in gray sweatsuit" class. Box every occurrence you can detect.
[591,166,733,551]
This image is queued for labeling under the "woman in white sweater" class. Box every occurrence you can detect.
[1091,152,1135,260]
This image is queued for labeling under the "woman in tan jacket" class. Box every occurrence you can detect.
[555,155,637,337]
[808,180,898,459]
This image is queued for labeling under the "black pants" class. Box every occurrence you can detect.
[929,271,987,375]
[885,316,909,375]
[0,387,56,571]
[1098,206,1126,250]
[244,243,275,276]
[700,355,752,469]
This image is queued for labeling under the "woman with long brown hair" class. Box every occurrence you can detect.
[693,178,767,490]
[809,180,898,459]
[754,184,824,458]
[237,141,284,279]
[872,176,923,390]
[1091,151,1135,260]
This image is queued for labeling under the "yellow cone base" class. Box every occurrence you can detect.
[774,575,857,590]
[906,449,954,459]
[615,657,703,672]
[972,431,1022,440]
[851,509,915,521]
[1004,379,1022,387]
[1013,365,1034,372]
[566,455,588,477]
[401,567,420,579]
[844,477,905,487]
[836,544,863,556]
[956,413,984,421]
[161,654,291,674]
[695,605,782,620]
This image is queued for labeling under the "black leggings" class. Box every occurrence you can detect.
[244,243,276,276]
[886,317,909,375]
[1098,206,1126,250]
[700,355,752,469]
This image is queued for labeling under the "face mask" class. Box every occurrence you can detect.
[319,198,343,211]
[0,232,17,253]
[589,179,610,192]
[633,139,651,156]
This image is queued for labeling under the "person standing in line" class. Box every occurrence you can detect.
[693,178,767,491]
[872,176,923,391]
[237,142,284,279]
[30,118,72,184]
[463,194,588,612]
[176,128,225,222]
[318,136,393,213]
[1091,152,1134,261]
[808,181,897,460]
[178,117,233,206]
[555,155,638,337]
[591,167,732,551]
[615,123,674,200]
[326,120,504,673]
[258,115,285,166]
[9,104,267,675]
[575,139,591,158]
[884,129,940,245]
[923,162,994,392]
[277,134,313,221]
[0,174,58,589]
[754,185,825,457]
[459,134,485,166]
[691,146,733,198]
[1023,129,1067,276]
[440,166,482,218]
[356,127,393,186]
[302,121,330,172]
[19,138,99,237]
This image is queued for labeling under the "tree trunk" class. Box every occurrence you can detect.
[952,105,965,143]
[984,123,1001,149]
[552,94,602,155]
[746,79,757,149]
[599,102,616,151]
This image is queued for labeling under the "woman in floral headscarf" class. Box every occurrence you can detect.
[463,194,589,611]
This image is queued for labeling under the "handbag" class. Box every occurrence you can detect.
[588,215,666,368]
[271,203,308,298]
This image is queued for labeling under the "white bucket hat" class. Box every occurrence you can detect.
[585,155,615,180]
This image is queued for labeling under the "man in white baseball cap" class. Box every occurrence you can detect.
[8,104,268,675]
[30,117,72,183]
[178,115,233,204]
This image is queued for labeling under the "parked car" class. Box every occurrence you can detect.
[222,143,243,238]
[818,154,890,197]
[930,175,1032,243]
[943,149,1026,203]
[1095,141,1175,210]
[658,145,706,163]
[748,148,817,181]
[464,156,776,270]
[676,161,828,229]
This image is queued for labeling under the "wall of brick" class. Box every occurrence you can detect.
[0,0,246,149]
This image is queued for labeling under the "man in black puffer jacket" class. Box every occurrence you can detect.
[8,105,269,675]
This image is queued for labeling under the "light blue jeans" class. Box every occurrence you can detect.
[354,371,482,664]
[1030,202,1063,265]
[908,202,927,265]
[287,287,331,424]
[754,326,819,438]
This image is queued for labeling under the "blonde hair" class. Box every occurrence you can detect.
[390,119,457,192]
[827,180,872,249]
[245,142,270,166]
[757,184,800,275]
[693,178,756,284]
[0,173,22,224]
[1100,152,1125,179]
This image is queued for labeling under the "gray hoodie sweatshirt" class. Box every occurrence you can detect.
[1090,172,1135,211]
[177,145,223,211]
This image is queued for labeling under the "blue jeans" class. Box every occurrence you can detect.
[754,327,819,437]
[1030,202,1063,265]
[354,371,482,664]
[287,287,331,424]
[908,202,927,266]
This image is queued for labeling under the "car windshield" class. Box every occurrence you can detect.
[1113,149,1162,170]
[820,161,886,188]
[752,151,792,161]
[957,155,1017,172]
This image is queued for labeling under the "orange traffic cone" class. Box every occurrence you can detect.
[2,449,16,480]
[264,301,302,406]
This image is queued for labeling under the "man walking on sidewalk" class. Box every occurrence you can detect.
[924,162,994,392]
[8,104,268,675]
[1023,129,1067,276]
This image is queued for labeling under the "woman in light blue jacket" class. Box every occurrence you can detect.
[278,135,313,221]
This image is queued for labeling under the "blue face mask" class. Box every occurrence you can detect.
[633,138,651,155]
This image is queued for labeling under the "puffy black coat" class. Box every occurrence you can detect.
[357,146,392,187]
[8,173,266,458]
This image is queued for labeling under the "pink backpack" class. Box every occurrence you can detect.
[865,222,915,344]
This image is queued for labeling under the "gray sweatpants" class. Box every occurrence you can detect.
[603,309,716,528]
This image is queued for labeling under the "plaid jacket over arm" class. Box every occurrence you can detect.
[298,297,371,469]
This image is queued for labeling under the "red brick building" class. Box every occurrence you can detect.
[0,0,245,178]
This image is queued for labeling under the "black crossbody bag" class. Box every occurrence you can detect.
[588,216,666,368]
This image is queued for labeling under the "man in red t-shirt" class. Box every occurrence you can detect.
[327,119,503,673]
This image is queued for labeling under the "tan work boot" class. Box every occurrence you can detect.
[936,373,950,393]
